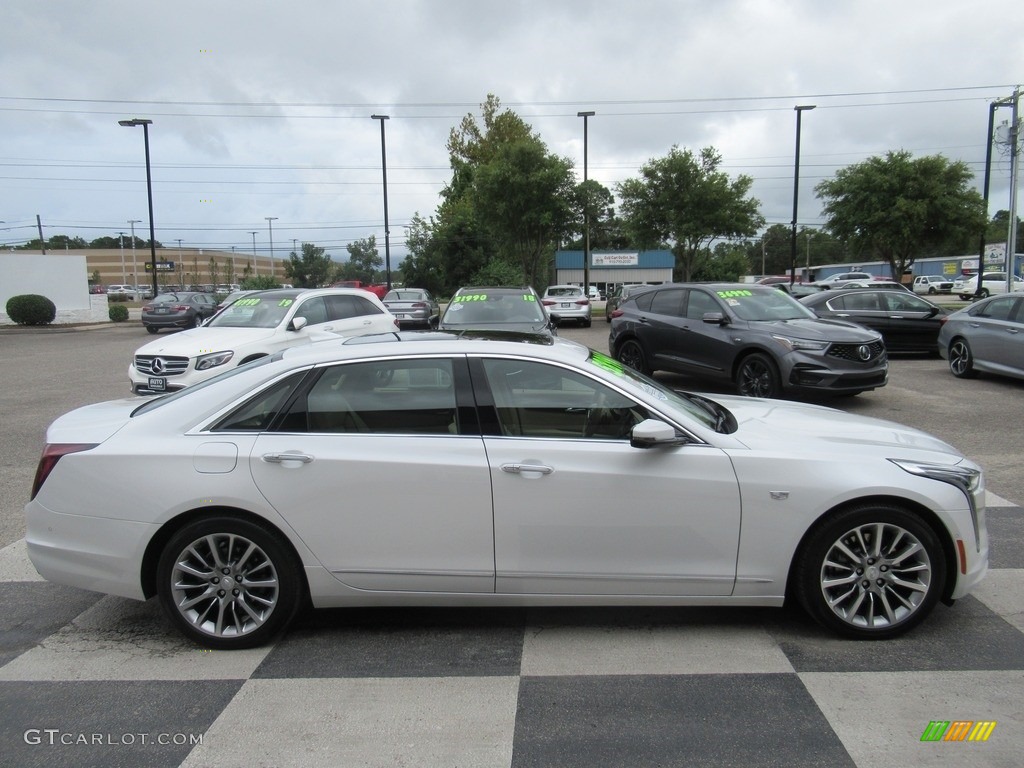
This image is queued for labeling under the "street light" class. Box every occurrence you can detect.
[250,231,258,275]
[578,111,595,293]
[371,114,392,289]
[266,216,278,282]
[790,105,815,285]
[118,118,158,299]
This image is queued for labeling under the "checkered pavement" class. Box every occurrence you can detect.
[2,494,1022,768]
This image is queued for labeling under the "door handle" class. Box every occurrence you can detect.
[262,452,314,464]
[501,463,553,475]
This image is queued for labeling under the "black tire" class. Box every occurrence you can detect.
[146,326,159,334]
[979,288,990,299]
[735,352,780,398]
[582,318,592,328]
[927,287,936,295]
[615,338,651,376]
[795,504,946,639]
[156,516,304,649]
[948,338,978,379]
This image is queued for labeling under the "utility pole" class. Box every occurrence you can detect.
[1005,86,1020,293]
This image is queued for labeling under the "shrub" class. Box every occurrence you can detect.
[108,304,129,323]
[6,294,57,326]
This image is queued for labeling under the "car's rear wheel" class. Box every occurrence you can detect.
[979,288,990,298]
[948,338,977,378]
[795,505,945,639]
[615,339,651,376]
[156,516,304,649]
[736,352,780,398]
[145,326,158,334]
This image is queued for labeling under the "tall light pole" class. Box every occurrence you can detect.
[118,118,158,299]
[250,231,258,275]
[128,219,140,289]
[790,105,815,285]
[265,216,278,283]
[371,114,392,289]
[578,111,595,293]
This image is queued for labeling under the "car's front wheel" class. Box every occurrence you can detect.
[615,339,651,376]
[795,505,945,639]
[156,516,304,649]
[736,352,780,398]
[948,338,977,378]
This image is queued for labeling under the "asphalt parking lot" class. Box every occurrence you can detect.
[1,318,1022,767]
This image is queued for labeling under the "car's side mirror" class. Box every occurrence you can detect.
[289,316,308,332]
[630,419,689,449]
[702,312,728,325]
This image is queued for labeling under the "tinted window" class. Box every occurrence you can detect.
[482,358,647,439]
[649,289,684,316]
[325,294,384,320]
[971,297,1017,321]
[685,290,719,319]
[282,358,458,435]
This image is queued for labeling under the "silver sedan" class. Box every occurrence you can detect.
[938,293,1024,381]
[26,333,987,649]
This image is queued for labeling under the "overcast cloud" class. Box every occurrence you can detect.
[2,0,1021,262]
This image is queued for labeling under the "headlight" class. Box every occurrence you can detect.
[196,351,234,371]
[770,334,829,352]
[890,459,983,549]
[890,459,980,495]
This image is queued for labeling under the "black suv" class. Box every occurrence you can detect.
[608,283,888,398]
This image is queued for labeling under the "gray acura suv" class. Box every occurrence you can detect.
[608,283,888,398]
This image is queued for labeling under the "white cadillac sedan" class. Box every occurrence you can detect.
[28,333,987,649]
[129,287,399,395]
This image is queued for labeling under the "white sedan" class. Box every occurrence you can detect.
[28,333,987,649]
[129,287,398,394]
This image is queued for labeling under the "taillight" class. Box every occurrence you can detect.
[411,302,427,308]
[576,299,590,306]
[541,299,556,306]
[611,309,625,318]
[31,443,96,500]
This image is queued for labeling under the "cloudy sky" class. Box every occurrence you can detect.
[2,0,1021,264]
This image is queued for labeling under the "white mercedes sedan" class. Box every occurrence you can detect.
[27,333,987,649]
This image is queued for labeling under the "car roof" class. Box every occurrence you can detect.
[275,331,584,368]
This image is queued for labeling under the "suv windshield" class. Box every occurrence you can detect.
[715,288,816,321]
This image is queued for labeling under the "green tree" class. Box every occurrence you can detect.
[336,236,383,283]
[284,242,335,288]
[692,242,754,282]
[617,146,764,281]
[985,210,1022,247]
[240,275,281,290]
[473,136,576,286]
[405,95,578,293]
[815,151,986,278]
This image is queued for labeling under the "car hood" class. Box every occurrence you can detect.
[134,326,281,356]
[715,394,961,460]
[748,317,881,342]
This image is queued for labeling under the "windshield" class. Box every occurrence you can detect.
[442,291,547,325]
[715,288,817,321]
[206,294,296,328]
[585,350,726,431]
